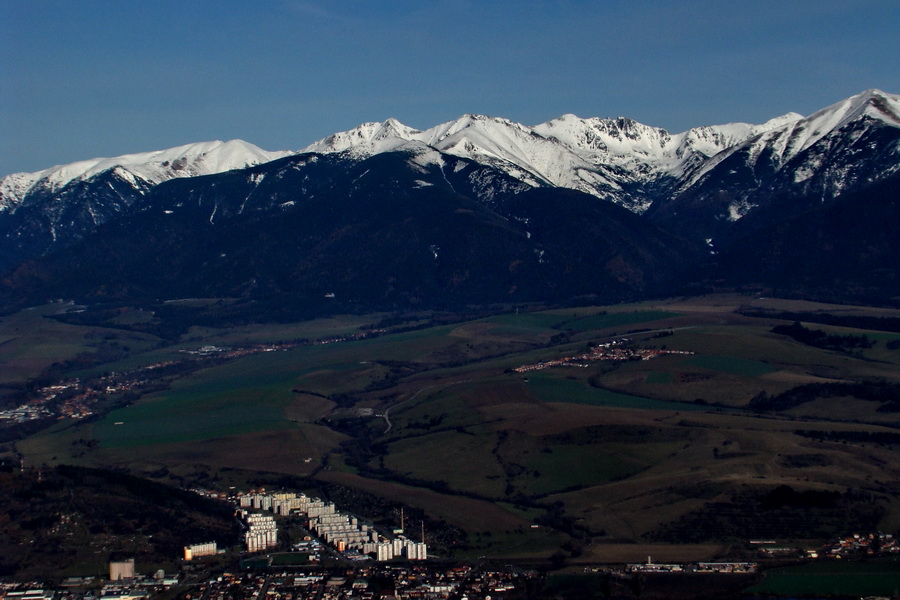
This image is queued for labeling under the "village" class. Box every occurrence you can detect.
[512,339,694,373]
[0,564,535,600]
[0,329,386,427]
[753,532,900,560]
[0,334,688,430]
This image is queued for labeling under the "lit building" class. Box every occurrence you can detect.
[373,536,427,561]
[183,541,217,560]
[109,558,135,580]
[244,513,278,552]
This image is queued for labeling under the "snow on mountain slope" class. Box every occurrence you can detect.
[0,140,291,212]
[670,113,804,171]
[688,89,900,191]
[642,89,900,244]
[305,114,567,188]
[303,111,799,212]
[786,88,900,155]
[3,88,894,240]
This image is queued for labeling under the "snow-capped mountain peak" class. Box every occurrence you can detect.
[533,114,672,158]
[646,89,900,241]
[300,108,802,213]
[304,118,424,156]
[688,89,900,189]
[788,88,900,152]
[3,88,896,259]
[0,139,290,212]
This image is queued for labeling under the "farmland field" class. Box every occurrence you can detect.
[745,560,900,596]
[686,354,776,377]
[524,372,711,411]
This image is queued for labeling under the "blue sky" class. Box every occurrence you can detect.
[2,0,898,175]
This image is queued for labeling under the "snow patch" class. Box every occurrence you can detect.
[793,167,815,183]
[727,200,755,221]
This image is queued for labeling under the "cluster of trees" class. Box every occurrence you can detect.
[771,321,874,352]
[0,464,238,579]
[740,308,900,334]
[650,485,882,543]
[749,380,900,412]
[795,429,900,445]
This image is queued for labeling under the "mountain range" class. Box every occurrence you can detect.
[1,89,898,314]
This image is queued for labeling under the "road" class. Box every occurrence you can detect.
[382,378,472,434]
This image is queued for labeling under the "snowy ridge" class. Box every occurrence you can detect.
[642,89,900,231]
[532,113,803,178]
[0,140,291,211]
[303,110,801,211]
[689,89,900,189]
[3,89,896,222]
[791,88,900,154]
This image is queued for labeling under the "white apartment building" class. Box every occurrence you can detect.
[183,541,217,560]
[243,513,278,553]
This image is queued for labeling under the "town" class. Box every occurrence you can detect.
[4,529,898,600]
[222,488,428,561]
[0,483,540,600]
[2,468,897,600]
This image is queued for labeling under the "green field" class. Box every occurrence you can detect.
[519,442,671,495]
[0,303,160,385]
[270,552,310,565]
[687,354,777,377]
[95,355,305,447]
[747,560,900,596]
[645,371,673,384]
[384,428,507,497]
[482,312,569,331]
[525,372,710,411]
[560,310,680,332]
[480,308,679,336]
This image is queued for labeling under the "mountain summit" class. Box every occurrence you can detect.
[644,89,900,242]
[0,140,291,271]
[301,111,803,213]
[0,139,290,211]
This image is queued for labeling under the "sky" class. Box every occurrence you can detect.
[1,0,898,176]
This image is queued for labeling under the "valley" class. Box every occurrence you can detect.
[3,293,900,575]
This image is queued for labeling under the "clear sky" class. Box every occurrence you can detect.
[2,0,898,176]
